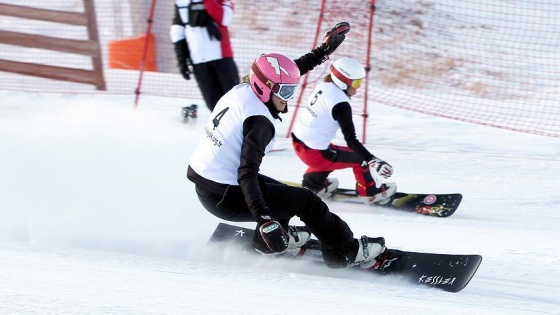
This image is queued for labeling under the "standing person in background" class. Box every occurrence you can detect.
[187,23,393,270]
[291,57,397,205]
[170,0,240,119]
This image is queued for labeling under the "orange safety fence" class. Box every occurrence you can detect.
[108,33,157,71]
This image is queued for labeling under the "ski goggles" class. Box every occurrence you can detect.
[349,78,363,89]
[251,61,299,101]
[272,83,299,101]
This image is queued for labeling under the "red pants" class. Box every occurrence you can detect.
[292,140,375,196]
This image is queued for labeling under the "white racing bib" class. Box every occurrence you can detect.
[189,84,276,185]
[292,81,350,149]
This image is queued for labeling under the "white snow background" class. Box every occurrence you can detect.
[0,90,559,314]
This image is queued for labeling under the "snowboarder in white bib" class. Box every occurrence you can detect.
[187,23,388,269]
[291,57,397,205]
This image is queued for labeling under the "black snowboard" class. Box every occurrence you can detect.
[281,181,462,217]
[333,187,462,217]
[209,223,482,293]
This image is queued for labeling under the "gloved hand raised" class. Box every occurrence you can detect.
[319,22,351,59]
[368,157,393,179]
[257,215,288,253]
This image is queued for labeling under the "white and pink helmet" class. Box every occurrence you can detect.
[249,53,301,103]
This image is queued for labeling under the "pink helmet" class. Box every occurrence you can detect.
[249,53,301,103]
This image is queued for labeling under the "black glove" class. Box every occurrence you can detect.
[257,215,288,253]
[318,22,351,61]
[179,62,192,80]
[173,40,192,80]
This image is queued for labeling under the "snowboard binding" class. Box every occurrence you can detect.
[374,249,406,273]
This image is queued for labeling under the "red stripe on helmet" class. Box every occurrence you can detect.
[330,65,354,88]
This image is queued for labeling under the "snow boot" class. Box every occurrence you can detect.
[286,225,312,251]
[347,235,387,269]
[182,104,198,121]
[303,178,339,200]
[358,182,397,206]
[253,225,311,255]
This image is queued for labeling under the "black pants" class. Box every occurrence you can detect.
[194,174,357,268]
[193,58,240,111]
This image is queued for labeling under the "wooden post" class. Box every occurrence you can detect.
[0,2,106,90]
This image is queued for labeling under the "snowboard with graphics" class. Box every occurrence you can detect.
[281,181,462,217]
[209,223,482,293]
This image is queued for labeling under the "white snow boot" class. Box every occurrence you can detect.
[286,226,312,251]
[348,236,387,269]
[303,178,339,200]
[359,182,397,206]
[254,225,311,256]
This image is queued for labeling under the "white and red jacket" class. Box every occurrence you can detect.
[170,0,234,64]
